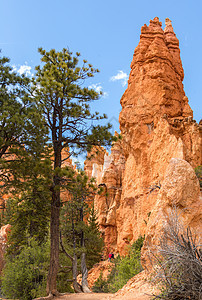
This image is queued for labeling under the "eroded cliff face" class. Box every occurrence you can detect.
[84,146,107,185]
[95,135,125,254]
[86,17,202,257]
[141,158,202,269]
[116,17,202,254]
[84,137,125,254]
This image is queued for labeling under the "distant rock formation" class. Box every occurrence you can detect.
[84,146,107,185]
[85,17,202,259]
[0,224,11,273]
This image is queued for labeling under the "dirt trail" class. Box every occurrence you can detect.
[55,293,113,300]
[54,292,151,300]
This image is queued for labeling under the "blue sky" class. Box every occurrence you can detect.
[1,0,201,135]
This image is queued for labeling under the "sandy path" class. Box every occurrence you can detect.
[55,293,114,300]
[54,292,151,300]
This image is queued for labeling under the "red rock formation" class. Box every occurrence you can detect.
[141,158,202,268]
[0,224,11,273]
[84,136,125,255]
[84,146,107,185]
[116,17,202,254]
[77,260,114,289]
[88,18,201,259]
[112,270,158,300]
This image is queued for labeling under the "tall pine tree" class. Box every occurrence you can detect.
[33,48,114,296]
[0,53,50,226]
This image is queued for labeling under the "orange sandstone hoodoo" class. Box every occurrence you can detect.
[85,17,202,259]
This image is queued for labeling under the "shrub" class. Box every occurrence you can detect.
[1,240,49,300]
[195,165,202,189]
[153,209,202,300]
[91,271,109,293]
[92,236,144,293]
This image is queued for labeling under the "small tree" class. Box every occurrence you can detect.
[195,165,202,189]
[5,155,52,255]
[85,205,104,269]
[33,47,114,296]
[60,170,103,293]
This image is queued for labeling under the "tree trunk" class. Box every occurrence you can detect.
[73,253,82,293]
[59,231,82,293]
[46,185,60,295]
[46,121,62,295]
[80,204,91,293]
[81,252,91,293]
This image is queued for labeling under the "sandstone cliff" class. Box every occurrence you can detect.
[117,17,201,254]
[86,17,202,258]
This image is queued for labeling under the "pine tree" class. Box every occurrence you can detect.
[0,53,48,159]
[33,48,115,296]
[60,170,103,293]
[86,205,104,269]
[0,52,52,249]
[0,53,49,201]
[5,153,52,255]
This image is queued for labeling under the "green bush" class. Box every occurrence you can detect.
[1,240,49,300]
[195,165,202,189]
[92,236,144,293]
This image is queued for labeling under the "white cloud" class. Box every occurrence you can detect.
[12,64,33,77]
[18,65,32,76]
[110,70,129,87]
[89,83,108,98]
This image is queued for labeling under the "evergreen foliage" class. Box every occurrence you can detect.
[0,145,52,254]
[0,52,48,171]
[91,271,109,293]
[0,48,115,296]
[32,47,115,293]
[92,236,144,293]
[33,47,114,155]
[0,52,50,232]
[1,240,49,300]
[60,171,104,270]
[195,165,202,189]
[85,206,104,269]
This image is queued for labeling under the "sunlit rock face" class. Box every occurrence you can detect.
[85,17,202,258]
[84,136,125,255]
[117,17,202,254]
[84,146,107,185]
[0,224,11,273]
[141,158,202,269]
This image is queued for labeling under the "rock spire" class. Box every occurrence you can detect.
[85,17,202,258]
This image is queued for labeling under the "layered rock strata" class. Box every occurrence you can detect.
[117,17,202,253]
[94,135,125,254]
[84,146,107,185]
[86,17,202,257]
[84,137,125,254]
